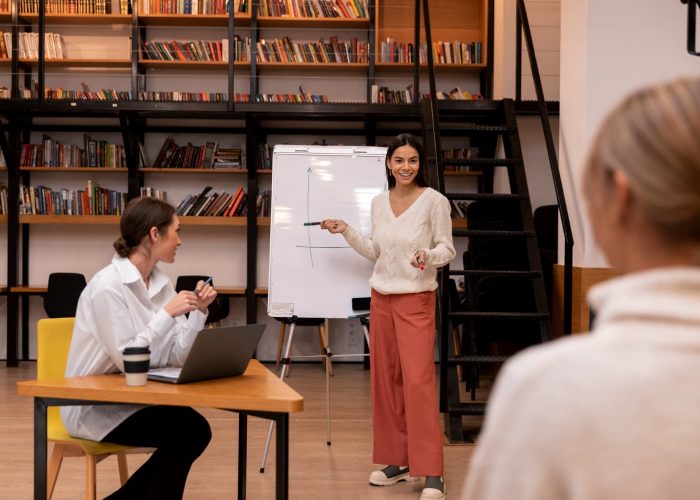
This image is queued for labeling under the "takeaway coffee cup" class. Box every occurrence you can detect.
[122,346,151,386]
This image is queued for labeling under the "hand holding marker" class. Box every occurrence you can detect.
[194,277,212,296]
[414,251,425,271]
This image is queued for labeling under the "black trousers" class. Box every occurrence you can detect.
[102,405,212,500]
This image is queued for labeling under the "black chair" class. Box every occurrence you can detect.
[175,275,229,325]
[44,273,87,318]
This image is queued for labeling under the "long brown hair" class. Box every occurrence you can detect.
[385,133,428,189]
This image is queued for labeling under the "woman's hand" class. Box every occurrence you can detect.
[411,249,428,269]
[164,291,199,318]
[194,280,217,314]
[320,219,348,234]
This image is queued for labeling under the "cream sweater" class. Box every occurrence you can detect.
[462,267,700,500]
[342,187,455,295]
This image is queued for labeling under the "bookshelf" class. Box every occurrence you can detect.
[0,0,492,366]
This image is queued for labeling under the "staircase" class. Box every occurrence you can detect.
[421,97,553,442]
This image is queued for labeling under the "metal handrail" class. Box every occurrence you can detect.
[515,0,574,335]
[682,0,700,56]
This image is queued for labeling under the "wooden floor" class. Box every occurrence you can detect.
[0,362,481,499]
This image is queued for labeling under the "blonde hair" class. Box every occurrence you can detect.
[583,78,700,243]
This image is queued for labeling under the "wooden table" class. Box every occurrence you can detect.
[16,360,303,500]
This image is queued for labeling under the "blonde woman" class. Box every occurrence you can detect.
[462,78,700,499]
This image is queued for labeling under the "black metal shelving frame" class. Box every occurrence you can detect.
[0,0,493,366]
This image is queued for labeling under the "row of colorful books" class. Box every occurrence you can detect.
[1,32,66,60]
[175,185,271,217]
[257,0,367,19]
[140,37,249,62]
[153,138,244,169]
[256,37,368,64]
[137,0,247,15]
[19,182,126,215]
[18,135,127,168]
[443,147,480,172]
[379,39,483,65]
[18,0,122,14]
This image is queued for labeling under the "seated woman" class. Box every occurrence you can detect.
[462,77,700,499]
[62,196,217,500]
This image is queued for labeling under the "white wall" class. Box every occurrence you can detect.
[560,0,700,266]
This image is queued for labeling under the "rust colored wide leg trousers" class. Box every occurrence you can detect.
[369,289,444,477]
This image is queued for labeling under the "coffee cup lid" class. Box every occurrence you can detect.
[123,346,150,355]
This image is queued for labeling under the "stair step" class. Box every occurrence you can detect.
[448,355,508,364]
[443,158,517,167]
[447,403,487,416]
[449,269,540,277]
[453,230,536,238]
[445,192,525,201]
[448,311,550,320]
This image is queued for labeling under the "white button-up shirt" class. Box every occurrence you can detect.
[61,256,207,441]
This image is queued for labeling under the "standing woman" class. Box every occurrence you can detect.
[322,133,455,500]
[62,196,217,499]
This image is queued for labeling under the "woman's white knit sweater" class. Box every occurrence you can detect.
[342,187,455,294]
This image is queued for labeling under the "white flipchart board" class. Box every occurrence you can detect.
[268,145,388,319]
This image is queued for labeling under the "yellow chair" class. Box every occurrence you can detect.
[37,318,152,500]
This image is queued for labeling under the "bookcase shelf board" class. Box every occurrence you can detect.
[138,60,250,69]
[141,167,248,174]
[19,166,128,172]
[18,214,121,224]
[445,171,482,177]
[256,16,369,29]
[3,59,133,68]
[256,62,367,70]
[257,216,270,226]
[452,219,467,229]
[177,216,247,226]
[19,13,133,25]
[137,13,252,27]
[0,214,6,223]
[215,287,246,295]
[374,62,488,72]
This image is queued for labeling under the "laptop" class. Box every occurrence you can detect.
[147,323,266,384]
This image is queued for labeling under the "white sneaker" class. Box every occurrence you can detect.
[420,476,446,499]
[369,465,420,486]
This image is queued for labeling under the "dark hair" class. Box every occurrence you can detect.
[114,196,176,258]
[385,133,428,188]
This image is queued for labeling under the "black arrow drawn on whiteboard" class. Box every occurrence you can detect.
[306,166,314,268]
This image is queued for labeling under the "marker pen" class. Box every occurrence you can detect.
[415,253,425,271]
[194,277,212,296]
[303,221,321,226]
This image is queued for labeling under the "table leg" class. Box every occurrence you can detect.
[34,398,47,500]
[6,293,19,367]
[275,414,289,500]
[238,412,247,499]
